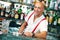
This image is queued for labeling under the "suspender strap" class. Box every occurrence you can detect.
[27,12,34,22]
[27,11,46,33]
[32,18,46,33]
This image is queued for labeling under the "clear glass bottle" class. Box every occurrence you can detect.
[49,0,55,9]
[2,19,10,34]
[53,12,58,25]
[1,10,4,16]
[20,13,24,20]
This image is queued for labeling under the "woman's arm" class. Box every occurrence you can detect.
[34,31,47,39]
[18,21,27,33]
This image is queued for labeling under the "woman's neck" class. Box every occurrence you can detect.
[34,13,42,18]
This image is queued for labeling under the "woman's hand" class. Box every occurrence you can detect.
[24,32,33,37]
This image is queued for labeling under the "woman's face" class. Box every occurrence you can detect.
[34,2,44,16]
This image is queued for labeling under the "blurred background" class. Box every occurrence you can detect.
[0,0,60,40]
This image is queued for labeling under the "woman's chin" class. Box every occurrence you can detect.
[34,14,38,16]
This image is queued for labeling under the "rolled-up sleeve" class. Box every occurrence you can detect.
[39,20,48,32]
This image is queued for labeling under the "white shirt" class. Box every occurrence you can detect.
[24,11,48,33]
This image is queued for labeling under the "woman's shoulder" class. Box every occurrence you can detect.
[26,10,34,17]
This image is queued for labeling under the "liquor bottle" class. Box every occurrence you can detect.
[23,0,27,3]
[45,0,48,7]
[14,11,19,19]
[46,13,49,22]
[10,9,15,18]
[53,12,58,25]
[27,0,33,4]
[49,0,55,9]
[57,12,60,26]
[1,7,6,17]
[5,12,8,17]
[54,1,58,10]
[57,16,60,26]
[8,10,12,18]
[1,10,4,17]
[49,11,53,25]
[19,0,23,3]
[17,6,22,14]
[3,7,6,17]
[0,8,2,16]
[20,13,24,20]
[58,3,60,10]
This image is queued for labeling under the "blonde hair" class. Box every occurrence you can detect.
[34,2,44,8]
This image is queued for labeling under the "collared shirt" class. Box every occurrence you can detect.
[24,11,48,33]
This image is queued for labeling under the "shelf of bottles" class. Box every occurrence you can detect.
[0,0,60,34]
[44,0,60,37]
[0,0,36,29]
[0,0,49,20]
[0,0,34,20]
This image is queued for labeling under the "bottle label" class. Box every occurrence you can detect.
[1,11,4,16]
[20,14,24,20]
[58,18,60,24]
[15,14,19,19]
[49,16,53,24]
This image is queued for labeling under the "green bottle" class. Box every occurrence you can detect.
[53,12,58,25]
[17,8,22,14]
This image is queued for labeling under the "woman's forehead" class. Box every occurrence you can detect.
[34,2,44,8]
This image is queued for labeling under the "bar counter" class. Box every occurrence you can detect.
[0,32,59,40]
[0,17,60,40]
[0,33,46,40]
